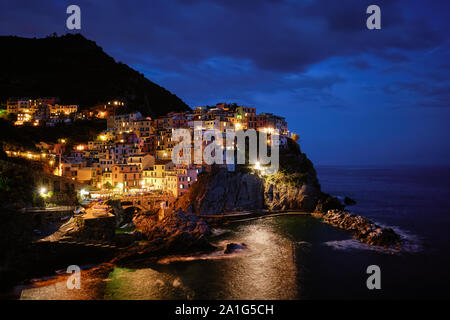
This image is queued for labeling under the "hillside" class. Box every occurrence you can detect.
[0,34,190,117]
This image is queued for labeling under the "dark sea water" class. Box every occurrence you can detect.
[18,166,450,299]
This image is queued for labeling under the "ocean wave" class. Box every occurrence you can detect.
[389,225,423,253]
[324,239,400,254]
[210,228,231,237]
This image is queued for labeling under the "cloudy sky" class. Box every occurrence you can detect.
[1,0,450,165]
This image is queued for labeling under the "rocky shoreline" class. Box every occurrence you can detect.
[3,204,402,297]
[1,138,404,294]
[312,209,401,248]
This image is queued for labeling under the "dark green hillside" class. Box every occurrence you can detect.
[0,34,190,117]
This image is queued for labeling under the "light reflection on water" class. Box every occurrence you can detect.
[18,214,439,299]
[103,221,299,300]
[16,166,450,299]
[20,217,305,300]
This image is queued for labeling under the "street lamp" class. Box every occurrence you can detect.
[39,187,48,197]
[79,189,89,198]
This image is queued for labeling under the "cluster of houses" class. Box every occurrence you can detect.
[5,97,79,126]
[7,102,291,198]
[4,97,126,126]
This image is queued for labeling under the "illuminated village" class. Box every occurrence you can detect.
[2,98,291,204]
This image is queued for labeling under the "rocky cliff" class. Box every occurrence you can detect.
[176,168,265,214]
[172,139,401,248]
[175,139,342,215]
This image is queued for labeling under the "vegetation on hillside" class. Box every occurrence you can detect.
[0,33,190,117]
[0,160,44,208]
[264,138,319,187]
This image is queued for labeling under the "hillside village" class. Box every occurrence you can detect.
[1,99,293,200]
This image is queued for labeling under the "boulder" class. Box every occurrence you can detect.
[132,208,213,251]
[224,242,247,254]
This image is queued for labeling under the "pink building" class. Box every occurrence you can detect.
[176,165,201,197]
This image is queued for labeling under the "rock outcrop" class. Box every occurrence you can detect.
[41,215,116,242]
[313,209,401,247]
[224,242,247,254]
[171,137,400,248]
[176,168,265,215]
[132,208,213,251]
[175,139,341,215]
[265,181,321,212]
[113,208,216,265]
[263,140,325,211]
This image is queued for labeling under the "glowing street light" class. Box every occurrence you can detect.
[39,187,48,197]
[79,189,89,197]
[254,161,261,170]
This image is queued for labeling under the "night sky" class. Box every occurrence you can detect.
[1,0,450,166]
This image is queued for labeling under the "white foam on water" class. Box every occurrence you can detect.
[324,239,400,254]
[389,225,424,253]
[324,223,423,255]
[210,228,230,236]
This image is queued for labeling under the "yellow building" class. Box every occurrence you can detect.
[6,98,18,114]
[50,104,79,115]
[142,160,175,194]
[101,170,113,188]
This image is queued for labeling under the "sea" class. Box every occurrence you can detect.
[15,166,450,299]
